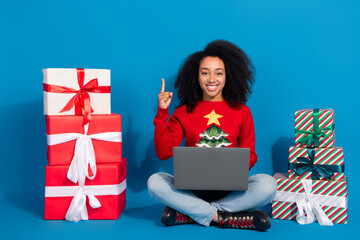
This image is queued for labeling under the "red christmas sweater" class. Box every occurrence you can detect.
[153,101,257,169]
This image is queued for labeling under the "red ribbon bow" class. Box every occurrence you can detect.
[43,68,111,125]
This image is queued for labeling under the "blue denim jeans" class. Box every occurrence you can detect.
[147,172,277,227]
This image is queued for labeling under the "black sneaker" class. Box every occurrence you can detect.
[161,206,195,226]
[216,210,271,231]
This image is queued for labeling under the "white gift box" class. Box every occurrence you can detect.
[43,68,111,116]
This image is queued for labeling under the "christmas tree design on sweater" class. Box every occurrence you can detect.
[196,110,232,148]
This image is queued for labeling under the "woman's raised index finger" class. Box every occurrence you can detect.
[161,78,165,93]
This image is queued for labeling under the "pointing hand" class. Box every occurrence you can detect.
[158,78,173,109]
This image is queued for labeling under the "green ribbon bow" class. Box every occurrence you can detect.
[289,148,344,180]
[295,108,334,147]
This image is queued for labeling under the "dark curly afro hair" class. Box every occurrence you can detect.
[175,40,255,113]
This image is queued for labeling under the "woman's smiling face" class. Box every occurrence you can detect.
[198,56,226,101]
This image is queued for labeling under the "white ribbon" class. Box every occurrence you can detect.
[64,188,101,222]
[47,123,122,185]
[45,180,127,197]
[45,180,127,222]
[274,179,347,226]
[296,180,333,226]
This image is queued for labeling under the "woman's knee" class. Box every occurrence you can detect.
[147,172,173,198]
[251,174,277,200]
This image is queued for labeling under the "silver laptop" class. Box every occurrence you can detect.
[173,147,250,191]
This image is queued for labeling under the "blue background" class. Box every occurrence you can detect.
[0,0,359,239]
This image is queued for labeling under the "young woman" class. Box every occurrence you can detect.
[147,40,277,231]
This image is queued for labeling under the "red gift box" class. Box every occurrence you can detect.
[44,161,126,220]
[46,114,122,166]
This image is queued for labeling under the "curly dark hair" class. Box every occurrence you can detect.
[175,40,255,113]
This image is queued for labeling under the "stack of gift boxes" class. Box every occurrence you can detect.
[43,68,126,222]
[271,109,348,225]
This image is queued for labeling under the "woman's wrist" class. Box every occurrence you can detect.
[155,106,169,119]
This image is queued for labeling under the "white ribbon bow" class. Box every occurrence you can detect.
[65,188,101,222]
[296,179,333,226]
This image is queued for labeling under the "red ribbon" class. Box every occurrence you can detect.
[43,68,111,125]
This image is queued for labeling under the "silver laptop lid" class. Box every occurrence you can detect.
[173,147,250,191]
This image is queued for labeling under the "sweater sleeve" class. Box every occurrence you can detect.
[238,106,258,169]
[153,107,185,160]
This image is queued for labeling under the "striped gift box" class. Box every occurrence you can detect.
[295,109,335,148]
[288,146,345,181]
[271,173,348,224]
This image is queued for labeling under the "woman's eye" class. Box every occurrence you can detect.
[217,72,223,76]
[202,72,208,75]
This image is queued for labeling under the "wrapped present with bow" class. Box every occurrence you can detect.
[271,173,348,225]
[46,114,122,166]
[295,108,335,148]
[43,68,111,125]
[288,147,345,181]
[44,161,126,221]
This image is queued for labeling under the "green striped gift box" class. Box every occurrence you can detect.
[288,146,345,181]
[271,173,348,224]
[295,109,335,148]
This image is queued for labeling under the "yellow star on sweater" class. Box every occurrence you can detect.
[204,110,223,126]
